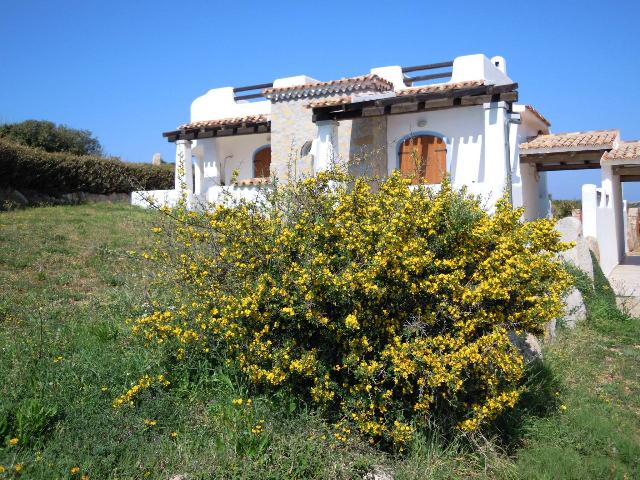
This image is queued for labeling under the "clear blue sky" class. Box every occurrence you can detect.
[1,0,639,200]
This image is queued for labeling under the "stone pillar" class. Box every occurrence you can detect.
[175,139,193,193]
[314,120,339,174]
[483,101,509,211]
[581,184,598,238]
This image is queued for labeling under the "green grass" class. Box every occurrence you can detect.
[0,203,639,479]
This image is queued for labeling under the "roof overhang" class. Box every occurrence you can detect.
[163,115,270,143]
[310,82,518,122]
[519,130,620,172]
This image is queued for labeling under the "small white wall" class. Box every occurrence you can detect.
[450,54,513,86]
[207,184,266,204]
[131,189,181,208]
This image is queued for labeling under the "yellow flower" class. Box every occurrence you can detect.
[560,404,567,412]
[71,466,80,474]
[81,476,90,480]
[8,437,18,446]
[0,465,5,473]
[170,431,178,439]
[344,314,360,330]
[15,463,22,472]
[144,419,157,426]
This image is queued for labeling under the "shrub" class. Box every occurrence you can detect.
[0,119,103,156]
[551,199,580,219]
[0,138,173,195]
[124,169,572,448]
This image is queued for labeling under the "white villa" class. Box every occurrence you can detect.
[133,53,640,279]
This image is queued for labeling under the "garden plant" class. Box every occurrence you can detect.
[123,167,573,449]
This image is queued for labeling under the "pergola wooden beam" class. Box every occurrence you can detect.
[520,149,610,172]
[535,163,602,172]
[312,83,519,122]
[613,165,640,177]
[621,176,640,182]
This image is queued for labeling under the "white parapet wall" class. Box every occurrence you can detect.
[207,184,267,205]
[131,189,182,208]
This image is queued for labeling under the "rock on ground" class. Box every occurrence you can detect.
[508,331,543,362]
[562,287,587,328]
[556,216,594,280]
[363,466,394,480]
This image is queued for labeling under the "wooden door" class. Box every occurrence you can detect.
[398,136,446,184]
[254,147,271,178]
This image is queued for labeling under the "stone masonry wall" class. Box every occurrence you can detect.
[348,116,388,180]
[270,95,388,181]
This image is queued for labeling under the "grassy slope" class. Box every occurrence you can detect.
[0,204,638,479]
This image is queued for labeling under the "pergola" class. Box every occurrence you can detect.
[518,130,619,172]
[519,132,640,276]
[309,81,519,122]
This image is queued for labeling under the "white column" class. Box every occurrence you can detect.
[520,162,540,221]
[314,120,339,174]
[483,101,509,211]
[581,184,598,238]
[194,153,205,196]
[175,139,193,193]
[596,164,624,275]
[623,200,629,254]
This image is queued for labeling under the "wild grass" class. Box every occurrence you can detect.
[0,203,638,479]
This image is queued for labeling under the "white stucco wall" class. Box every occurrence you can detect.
[386,105,485,184]
[512,105,551,219]
[191,88,270,122]
[385,105,515,206]
[193,134,271,189]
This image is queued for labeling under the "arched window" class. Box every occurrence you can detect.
[397,134,446,185]
[253,145,271,178]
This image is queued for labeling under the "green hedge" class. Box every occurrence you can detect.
[0,138,173,195]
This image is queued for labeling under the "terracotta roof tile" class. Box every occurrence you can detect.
[520,129,618,151]
[304,81,487,109]
[525,105,551,127]
[395,80,484,96]
[602,141,640,161]
[178,114,269,130]
[263,74,393,101]
[305,96,352,109]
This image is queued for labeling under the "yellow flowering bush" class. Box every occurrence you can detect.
[129,169,571,447]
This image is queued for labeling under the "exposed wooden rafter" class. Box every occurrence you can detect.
[311,83,519,122]
[520,149,609,172]
[163,121,270,143]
